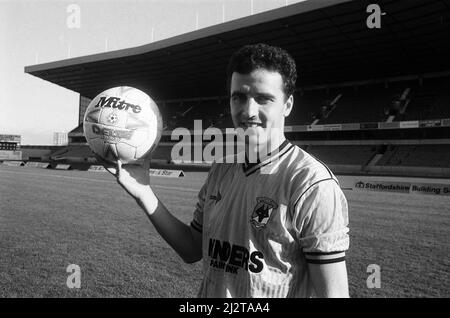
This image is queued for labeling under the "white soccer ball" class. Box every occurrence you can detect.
[83,86,162,164]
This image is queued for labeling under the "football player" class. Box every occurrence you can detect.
[106,43,350,297]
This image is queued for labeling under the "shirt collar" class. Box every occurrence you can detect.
[242,139,293,175]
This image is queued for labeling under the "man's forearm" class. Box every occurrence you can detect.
[308,262,350,298]
[137,188,202,263]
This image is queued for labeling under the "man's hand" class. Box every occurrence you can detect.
[111,160,152,202]
[96,155,155,207]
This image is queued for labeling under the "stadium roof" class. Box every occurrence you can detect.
[25,0,450,101]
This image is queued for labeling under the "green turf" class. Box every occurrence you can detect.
[0,165,449,297]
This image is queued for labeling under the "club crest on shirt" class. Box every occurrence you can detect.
[250,197,278,229]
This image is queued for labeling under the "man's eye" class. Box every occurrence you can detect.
[232,95,246,102]
[256,96,271,104]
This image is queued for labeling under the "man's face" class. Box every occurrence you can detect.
[230,68,293,153]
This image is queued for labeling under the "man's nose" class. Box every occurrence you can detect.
[243,97,259,118]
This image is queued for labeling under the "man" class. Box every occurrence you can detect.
[106,43,349,297]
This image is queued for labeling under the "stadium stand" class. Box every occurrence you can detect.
[24,0,450,178]
[163,98,234,130]
[21,145,63,162]
[67,125,86,144]
[50,145,95,163]
[188,101,220,128]
[161,101,193,130]
[318,83,414,125]
[434,79,450,118]
[401,77,450,121]
[286,90,327,126]
[164,76,450,128]
[304,145,377,166]
[151,144,173,163]
[376,144,450,168]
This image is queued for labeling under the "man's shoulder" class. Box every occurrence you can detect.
[288,145,335,182]
[286,145,340,199]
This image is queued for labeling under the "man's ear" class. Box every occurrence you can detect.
[284,94,294,117]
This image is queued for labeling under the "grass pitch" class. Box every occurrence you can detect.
[0,165,449,297]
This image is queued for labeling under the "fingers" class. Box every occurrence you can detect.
[101,157,148,179]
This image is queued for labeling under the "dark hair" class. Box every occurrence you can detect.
[226,43,297,98]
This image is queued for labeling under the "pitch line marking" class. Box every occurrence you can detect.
[0,169,198,193]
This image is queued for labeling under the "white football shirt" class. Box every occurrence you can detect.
[191,140,349,297]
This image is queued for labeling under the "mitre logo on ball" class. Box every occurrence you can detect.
[83,86,163,164]
[93,95,143,113]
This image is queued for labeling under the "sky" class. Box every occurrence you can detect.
[0,0,307,145]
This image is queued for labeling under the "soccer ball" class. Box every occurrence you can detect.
[83,86,162,164]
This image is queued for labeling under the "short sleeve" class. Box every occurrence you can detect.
[292,178,349,264]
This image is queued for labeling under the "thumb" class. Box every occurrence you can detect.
[107,159,122,177]
[116,160,123,177]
